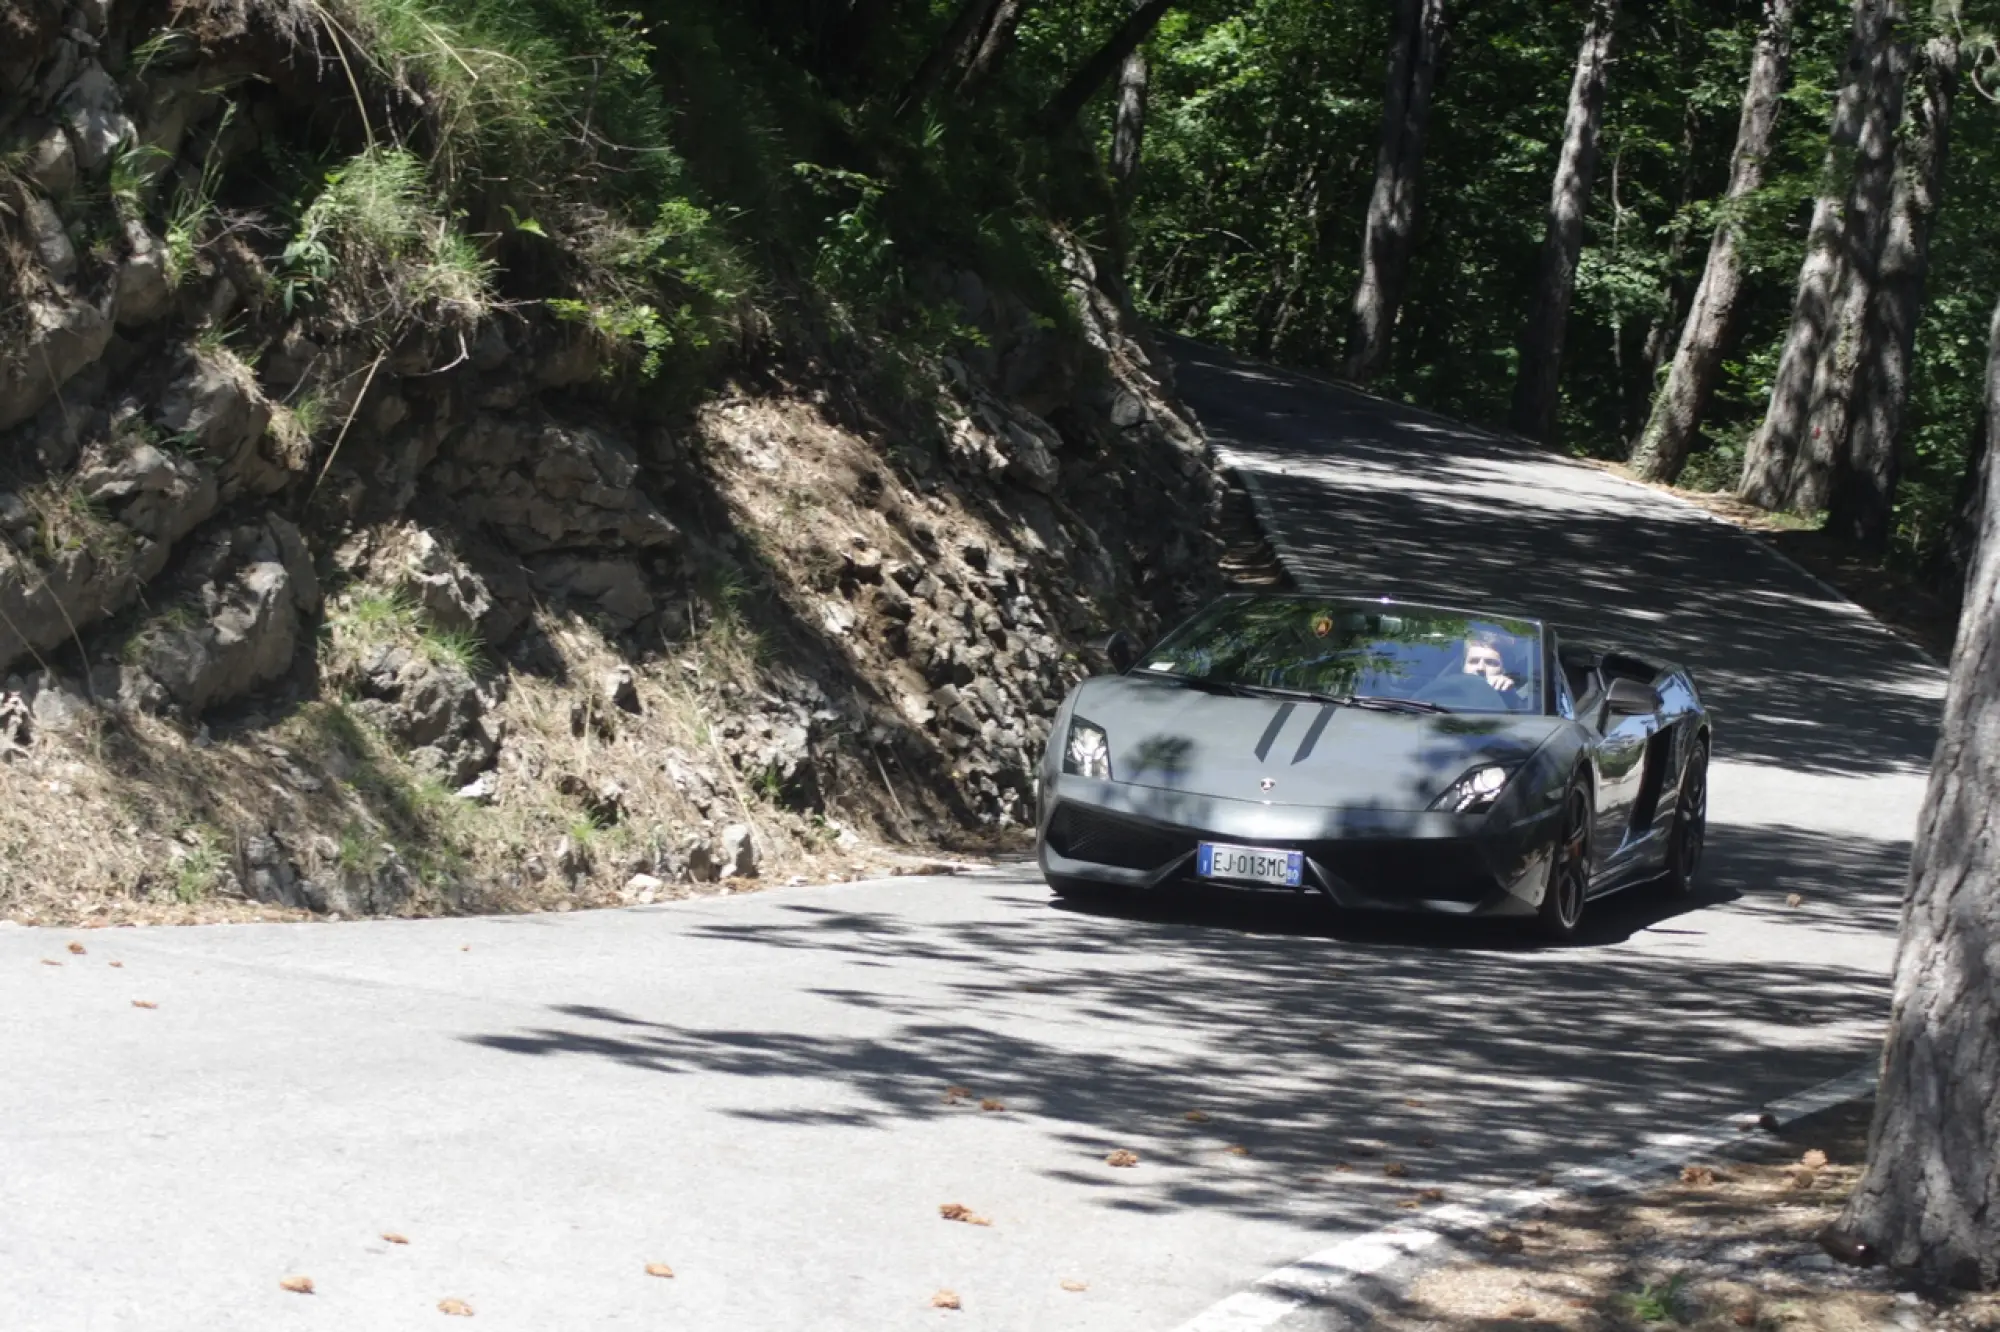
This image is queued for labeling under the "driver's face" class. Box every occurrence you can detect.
[1463,642,1506,678]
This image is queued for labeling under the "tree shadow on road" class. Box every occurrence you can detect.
[1171,341,1944,783]
[459,823,1899,1239]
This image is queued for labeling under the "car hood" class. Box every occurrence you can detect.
[1071,675,1564,810]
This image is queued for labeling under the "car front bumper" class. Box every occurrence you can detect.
[1037,774,1559,916]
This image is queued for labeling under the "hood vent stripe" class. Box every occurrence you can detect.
[1292,703,1337,765]
[1253,702,1296,763]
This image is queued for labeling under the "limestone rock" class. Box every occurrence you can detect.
[138,549,302,715]
[350,648,501,787]
[401,530,497,638]
[719,823,759,879]
[433,419,678,555]
[57,63,134,172]
[0,296,111,431]
[76,439,219,547]
[529,555,653,629]
[157,356,283,496]
[113,221,173,328]
[604,665,641,714]
[24,196,76,281]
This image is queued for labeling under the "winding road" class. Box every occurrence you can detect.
[0,345,1943,1331]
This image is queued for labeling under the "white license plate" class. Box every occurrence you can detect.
[1197,842,1304,887]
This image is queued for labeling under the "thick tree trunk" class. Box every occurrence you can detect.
[1111,45,1149,198]
[1833,293,2000,1291]
[895,0,1005,121]
[957,0,1030,94]
[1828,31,1958,548]
[1628,0,1796,483]
[1038,0,1177,134]
[1343,0,1448,384]
[1508,0,1618,445]
[1792,20,1912,514]
[1738,0,1901,509]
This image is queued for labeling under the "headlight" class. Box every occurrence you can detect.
[1063,718,1112,779]
[1431,763,1513,814]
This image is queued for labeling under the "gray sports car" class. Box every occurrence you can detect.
[1035,595,1711,939]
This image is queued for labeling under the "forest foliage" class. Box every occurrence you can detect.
[202,0,1999,581]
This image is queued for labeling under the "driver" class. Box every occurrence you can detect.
[1462,630,1520,694]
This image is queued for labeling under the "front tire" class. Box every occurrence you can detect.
[1661,738,1709,897]
[1537,784,1591,942]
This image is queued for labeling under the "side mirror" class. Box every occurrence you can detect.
[1605,677,1661,716]
[1094,631,1139,675]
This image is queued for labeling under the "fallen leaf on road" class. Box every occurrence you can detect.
[1801,1149,1828,1169]
[979,1098,1005,1112]
[1418,1188,1445,1202]
[279,1276,314,1294]
[1509,1303,1537,1319]
[942,1085,972,1104]
[438,1297,474,1316]
[1382,1162,1408,1178]
[939,1203,991,1226]
[108,961,123,968]
[67,942,85,954]
[39,959,61,967]
[1184,1110,1210,1123]
[645,1263,674,1278]
[930,1289,961,1309]
[131,1000,158,1009]
[1224,1145,1249,1156]
[1786,893,1804,907]
[1332,1162,1354,1172]
[1060,1279,1087,1292]
[1397,1199,1422,1209]
[1680,1164,1716,1186]
[1403,1098,1424,1108]
[1732,1303,1760,1326]
[382,1233,409,1245]
[1105,1150,1139,1168]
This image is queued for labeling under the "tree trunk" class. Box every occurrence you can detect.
[1827,29,1958,548]
[1635,103,1705,426]
[1038,0,1177,134]
[1508,0,1618,444]
[1343,0,1448,384]
[957,0,1030,94]
[1791,16,1912,514]
[1628,0,1796,483]
[1738,0,1901,509]
[895,0,1005,122]
[1111,44,1149,199]
[1832,292,2000,1292]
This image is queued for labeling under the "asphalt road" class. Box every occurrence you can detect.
[0,345,1943,1332]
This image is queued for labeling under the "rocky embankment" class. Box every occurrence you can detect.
[0,0,1224,923]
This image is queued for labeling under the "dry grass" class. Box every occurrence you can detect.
[1371,1102,2000,1332]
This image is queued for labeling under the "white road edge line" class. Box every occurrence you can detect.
[1171,1064,1879,1332]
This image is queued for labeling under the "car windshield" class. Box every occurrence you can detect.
[1138,598,1545,715]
